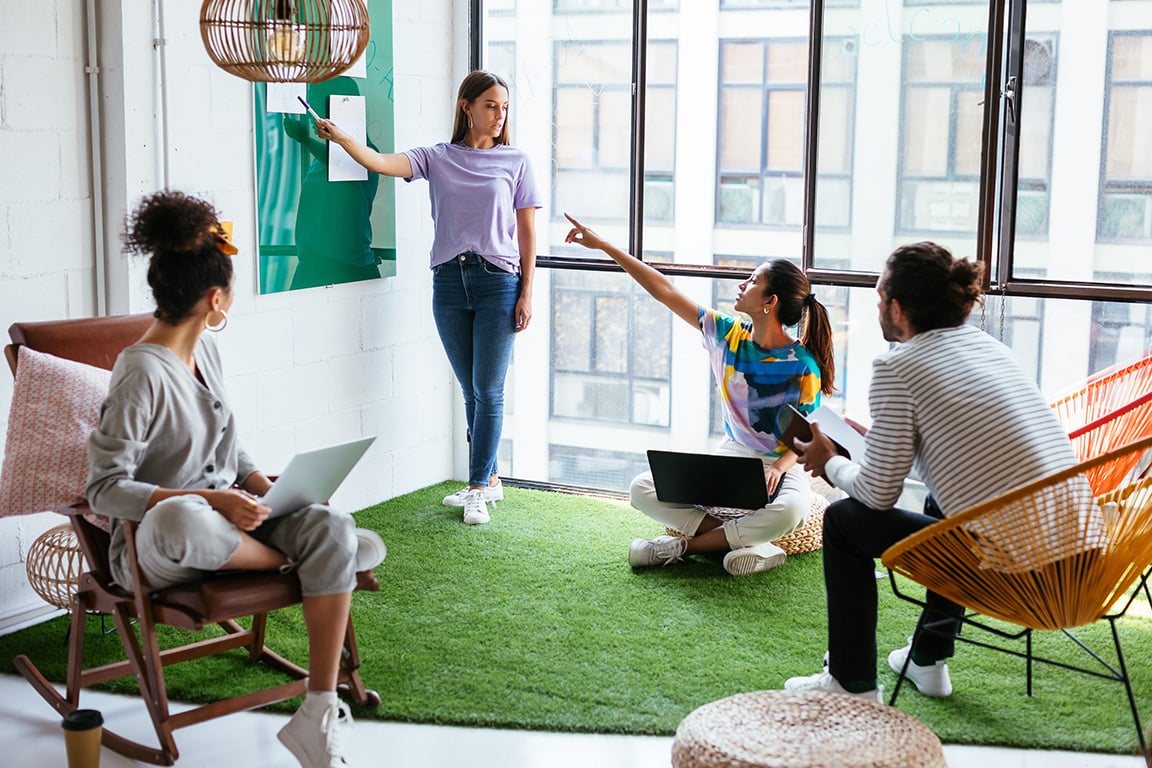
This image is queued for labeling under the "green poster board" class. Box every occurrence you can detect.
[254,0,395,293]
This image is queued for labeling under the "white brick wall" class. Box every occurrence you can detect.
[0,0,460,633]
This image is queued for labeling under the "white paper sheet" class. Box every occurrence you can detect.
[327,95,368,182]
[266,82,307,114]
[344,47,367,79]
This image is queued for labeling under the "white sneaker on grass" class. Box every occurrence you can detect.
[354,528,387,572]
[277,697,352,768]
[628,535,687,568]
[461,488,490,525]
[783,669,884,703]
[887,638,952,697]
[443,482,503,507]
[722,541,787,576]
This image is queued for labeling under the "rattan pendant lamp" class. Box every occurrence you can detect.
[200,0,371,83]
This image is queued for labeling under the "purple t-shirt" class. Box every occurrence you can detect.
[403,142,543,273]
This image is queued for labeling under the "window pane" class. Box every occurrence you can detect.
[766,40,807,82]
[765,90,805,172]
[902,88,951,176]
[720,88,763,171]
[555,89,595,168]
[723,42,764,83]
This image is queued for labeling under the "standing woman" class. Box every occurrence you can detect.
[564,214,837,576]
[87,191,385,768]
[315,70,541,526]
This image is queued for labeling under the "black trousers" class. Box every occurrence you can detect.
[823,495,965,684]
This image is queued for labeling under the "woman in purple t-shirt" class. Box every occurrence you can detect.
[316,71,541,526]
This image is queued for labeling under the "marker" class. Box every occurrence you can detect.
[297,95,321,121]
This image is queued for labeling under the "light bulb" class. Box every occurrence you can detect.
[268,21,306,64]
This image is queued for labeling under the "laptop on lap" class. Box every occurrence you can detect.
[261,436,376,518]
[646,449,779,510]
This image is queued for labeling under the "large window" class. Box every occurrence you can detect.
[479,0,1152,495]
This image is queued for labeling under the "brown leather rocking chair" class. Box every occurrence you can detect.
[6,314,381,766]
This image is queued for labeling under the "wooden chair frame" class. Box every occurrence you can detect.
[6,315,380,766]
[881,435,1152,753]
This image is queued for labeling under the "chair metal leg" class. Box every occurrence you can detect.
[1025,629,1033,697]
[1108,615,1146,753]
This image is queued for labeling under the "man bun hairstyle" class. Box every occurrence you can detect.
[883,242,984,332]
[123,190,234,326]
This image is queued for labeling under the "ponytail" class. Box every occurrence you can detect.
[801,297,836,396]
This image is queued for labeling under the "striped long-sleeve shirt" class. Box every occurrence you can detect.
[825,324,1076,517]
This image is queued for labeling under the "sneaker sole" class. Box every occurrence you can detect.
[628,538,659,567]
[463,512,490,525]
[355,529,387,571]
[276,726,312,768]
[887,651,952,697]
[444,488,504,508]
[723,549,787,576]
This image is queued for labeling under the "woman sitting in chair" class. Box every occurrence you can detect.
[85,190,384,768]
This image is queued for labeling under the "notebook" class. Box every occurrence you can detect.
[262,436,376,518]
[646,449,779,510]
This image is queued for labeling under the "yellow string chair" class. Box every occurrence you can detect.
[881,435,1152,752]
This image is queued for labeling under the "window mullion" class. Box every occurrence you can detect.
[801,0,826,273]
[630,0,648,261]
[977,0,1009,294]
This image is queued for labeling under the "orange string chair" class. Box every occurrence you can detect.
[1050,350,1152,494]
[881,435,1152,752]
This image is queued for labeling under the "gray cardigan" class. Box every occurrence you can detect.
[86,334,258,572]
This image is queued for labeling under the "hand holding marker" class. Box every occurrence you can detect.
[297,95,321,121]
[300,95,340,142]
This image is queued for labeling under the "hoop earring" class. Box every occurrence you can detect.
[205,309,228,333]
[763,306,771,315]
[467,114,473,130]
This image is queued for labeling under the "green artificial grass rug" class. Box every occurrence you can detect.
[3,481,1150,754]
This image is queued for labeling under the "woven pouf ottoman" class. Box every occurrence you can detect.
[671,690,946,768]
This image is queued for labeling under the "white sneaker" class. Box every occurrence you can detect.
[628,535,687,568]
[783,669,884,703]
[277,698,352,768]
[888,639,952,697]
[443,482,503,507]
[461,488,490,525]
[722,542,787,576]
[354,528,387,572]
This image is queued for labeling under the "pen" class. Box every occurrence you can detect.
[297,95,321,121]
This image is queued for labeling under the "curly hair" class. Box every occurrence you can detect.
[881,242,984,332]
[123,191,234,325]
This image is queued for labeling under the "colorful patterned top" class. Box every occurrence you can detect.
[700,308,822,456]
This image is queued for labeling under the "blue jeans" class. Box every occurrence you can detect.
[432,253,520,487]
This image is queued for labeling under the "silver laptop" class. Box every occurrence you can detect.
[262,436,376,518]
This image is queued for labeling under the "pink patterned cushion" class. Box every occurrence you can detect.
[0,346,111,517]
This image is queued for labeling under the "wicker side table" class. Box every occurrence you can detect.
[671,690,946,768]
[25,522,85,610]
